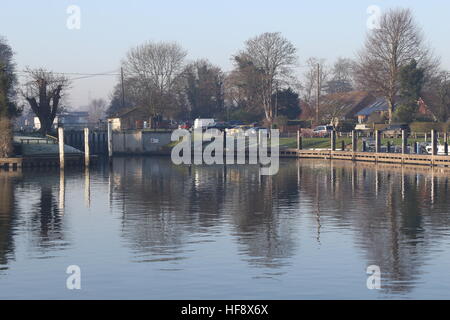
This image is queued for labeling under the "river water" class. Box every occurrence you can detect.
[1,157,450,299]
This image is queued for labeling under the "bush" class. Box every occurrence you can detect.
[0,117,13,157]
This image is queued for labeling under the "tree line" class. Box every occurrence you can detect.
[2,7,450,145]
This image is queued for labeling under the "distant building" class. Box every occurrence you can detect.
[318,91,376,125]
[356,96,437,123]
[33,111,90,131]
[356,97,391,124]
[108,107,151,130]
[108,107,176,130]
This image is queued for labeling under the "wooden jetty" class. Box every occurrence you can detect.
[280,149,450,167]
[280,129,450,168]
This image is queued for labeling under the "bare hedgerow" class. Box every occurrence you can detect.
[0,117,13,158]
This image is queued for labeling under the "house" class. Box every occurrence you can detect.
[318,91,376,125]
[356,97,391,124]
[356,96,437,123]
[108,107,151,130]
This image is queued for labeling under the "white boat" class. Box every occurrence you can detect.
[425,144,448,155]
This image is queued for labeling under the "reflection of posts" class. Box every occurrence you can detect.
[84,166,90,208]
[84,128,90,167]
[59,168,65,212]
[58,127,65,169]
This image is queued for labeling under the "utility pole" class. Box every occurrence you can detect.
[316,63,320,125]
[275,81,278,119]
[121,67,125,109]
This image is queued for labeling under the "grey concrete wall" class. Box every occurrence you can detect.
[112,130,172,154]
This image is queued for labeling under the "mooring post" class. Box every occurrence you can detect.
[84,128,90,167]
[297,130,302,150]
[351,130,357,152]
[402,130,407,154]
[107,120,113,161]
[375,130,381,153]
[415,142,420,154]
[445,132,449,155]
[431,129,437,155]
[331,130,336,151]
[58,127,65,169]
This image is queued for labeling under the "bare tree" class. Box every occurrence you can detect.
[22,68,70,134]
[324,57,354,94]
[122,41,187,120]
[301,57,328,105]
[354,8,437,123]
[237,32,297,125]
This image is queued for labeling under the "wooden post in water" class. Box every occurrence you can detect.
[297,130,302,150]
[431,129,437,156]
[351,130,357,152]
[375,130,381,153]
[402,130,407,154]
[331,130,336,151]
[444,132,449,155]
[107,120,113,161]
[84,128,90,167]
[58,127,65,169]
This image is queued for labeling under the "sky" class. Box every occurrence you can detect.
[1,0,450,109]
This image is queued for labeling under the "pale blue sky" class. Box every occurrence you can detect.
[1,0,450,108]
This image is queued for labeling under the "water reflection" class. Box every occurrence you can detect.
[1,158,450,298]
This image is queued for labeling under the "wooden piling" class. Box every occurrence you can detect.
[58,127,65,169]
[375,130,381,153]
[331,130,336,151]
[107,120,113,160]
[431,129,437,156]
[445,132,449,155]
[297,130,302,150]
[84,128,90,167]
[351,130,357,152]
[402,130,407,154]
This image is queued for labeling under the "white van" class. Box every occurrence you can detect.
[193,119,215,129]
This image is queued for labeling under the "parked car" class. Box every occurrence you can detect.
[381,124,410,137]
[312,125,334,137]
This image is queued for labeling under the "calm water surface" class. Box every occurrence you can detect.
[1,157,450,299]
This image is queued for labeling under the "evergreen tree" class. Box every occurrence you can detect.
[393,59,425,123]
